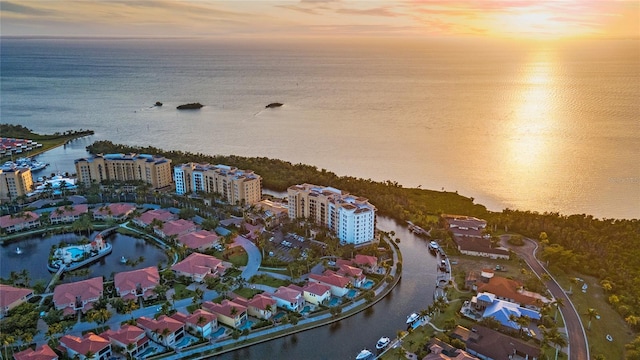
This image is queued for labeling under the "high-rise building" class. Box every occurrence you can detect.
[0,166,33,201]
[74,153,173,189]
[174,163,262,205]
[287,184,376,245]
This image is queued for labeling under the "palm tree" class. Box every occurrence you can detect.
[551,297,565,322]
[160,328,171,346]
[544,327,567,360]
[2,334,15,360]
[586,308,599,330]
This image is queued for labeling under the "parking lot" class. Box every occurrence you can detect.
[267,231,324,263]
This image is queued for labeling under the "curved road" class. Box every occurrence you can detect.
[500,235,588,360]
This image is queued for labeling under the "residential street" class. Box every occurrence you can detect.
[500,235,589,360]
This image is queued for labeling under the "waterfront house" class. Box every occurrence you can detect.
[0,285,33,318]
[132,209,176,228]
[171,309,218,337]
[467,270,548,310]
[59,332,112,360]
[302,283,331,306]
[442,214,487,238]
[53,277,103,316]
[154,219,197,239]
[202,299,248,329]
[471,292,541,331]
[13,344,58,360]
[271,286,304,312]
[92,203,135,222]
[233,294,277,320]
[0,212,40,234]
[352,254,379,274]
[177,229,221,251]
[453,235,510,260]
[136,315,186,349]
[171,253,226,283]
[308,270,350,297]
[424,338,479,360]
[114,267,160,301]
[50,204,89,225]
[450,325,540,360]
[100,324,150,359]
[337,264,366,288]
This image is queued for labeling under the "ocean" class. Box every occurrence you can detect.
[1,37,638,219]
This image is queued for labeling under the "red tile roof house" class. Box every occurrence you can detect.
[337,264,366,288]
[114,267,160,301]
[270,285,304,312]
[92,203,135,222]
[59,332,112,360]
[352,254,379,274]
[0,212,40,234]
[202,299,248,329]
[232,293,277,320]
[154,219,197,239]
[136,315,186,349]
[302,282,331,306]
[49,204,89,225]
[53,277,103,316]
[470,271,549,310]
[171,253,226,283]
[171,309,218,337]
[132,209,177,228]
[177,229,221,251]
[0,284,33,318]
[309,270,350,297]
[12,344,58,360]
[100,324,150,359]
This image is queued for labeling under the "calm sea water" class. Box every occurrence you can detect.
[1,38,638,219]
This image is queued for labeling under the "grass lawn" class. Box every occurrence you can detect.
[449,253,526,283]
[172,283,196,300]
[548,269,635,360]
[234,287,263,299]
[249,274,290,288]
[227,250,248,267]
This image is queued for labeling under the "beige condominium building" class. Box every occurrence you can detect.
[174,163,262,205]
[74,153,173,190]
[287,184,376,246]
[0,166,33,201]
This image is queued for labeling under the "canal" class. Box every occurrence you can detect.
[0,231,169,285]
[217,216,441,360]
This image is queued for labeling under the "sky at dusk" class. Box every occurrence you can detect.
[1,1,638,40]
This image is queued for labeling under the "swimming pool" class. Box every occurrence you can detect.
[273,312,286,321]
[362,279,375,289]
[301,305,311,314]
[174,336,192,348]
[329,296,340,307]
[211,327,226,338]
[238,320,254,331]
[66,247,85,259]
[136,346,156,358]
[347,289,357,298]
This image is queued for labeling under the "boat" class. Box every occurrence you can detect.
[3,157,49,172]
[376,337,390,350]
[120,256,127,264]
[15,247,22,255]
[406,312,419,324]
[429,241,439,252]
[355,349,375,360]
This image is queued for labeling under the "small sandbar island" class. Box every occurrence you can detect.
[47,233,112,273]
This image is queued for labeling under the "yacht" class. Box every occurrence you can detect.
[355,349,375,360]
[15,247,23,255]
[376,337,390,350]
[429,241,439,252]
[406,312,419,324]
[120,256,127,264]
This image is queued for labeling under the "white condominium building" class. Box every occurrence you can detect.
[174,163,262,205]
[287,184,376,245]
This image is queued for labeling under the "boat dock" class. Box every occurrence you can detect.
[406,221,430,236]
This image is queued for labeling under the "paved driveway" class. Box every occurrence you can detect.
[500,235,588,360]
